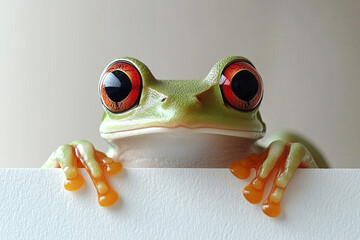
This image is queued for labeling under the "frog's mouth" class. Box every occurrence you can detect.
[100,126,265,140]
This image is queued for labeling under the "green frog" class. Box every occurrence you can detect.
[43,56,327,217]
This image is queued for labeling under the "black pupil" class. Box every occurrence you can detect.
[104,70,132,102]
[231,70,258,102]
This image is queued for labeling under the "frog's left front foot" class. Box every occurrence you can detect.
[230,140,317,217]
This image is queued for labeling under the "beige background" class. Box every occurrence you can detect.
[0,0,359,168]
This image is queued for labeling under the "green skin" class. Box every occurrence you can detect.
[43,56,326,216]
[100,56,264,137]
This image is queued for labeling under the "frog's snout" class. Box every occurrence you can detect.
[159,95,201,106]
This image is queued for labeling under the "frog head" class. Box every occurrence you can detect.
[99,56,266,140]
[98,56,266,167]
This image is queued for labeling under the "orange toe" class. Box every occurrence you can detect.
[243,184,263,204]
[106,162,123,175]
[98,189,119,207]
[230,162,251,180]
[64,175,85,191]
[262,200,281,217]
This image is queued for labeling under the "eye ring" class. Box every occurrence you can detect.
[219,60,263,112]
[100,61,142,113]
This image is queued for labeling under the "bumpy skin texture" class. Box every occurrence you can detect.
[43,56,323,217]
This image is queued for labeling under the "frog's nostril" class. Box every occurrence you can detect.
[195,95,202,102]
[161,97,167,102]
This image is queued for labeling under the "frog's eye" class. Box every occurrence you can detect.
[219,61,263,111]
[100,61,142,113]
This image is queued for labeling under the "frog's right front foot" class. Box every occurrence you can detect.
[43,140,122,207]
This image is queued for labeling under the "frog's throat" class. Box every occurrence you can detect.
[100,126,265,140]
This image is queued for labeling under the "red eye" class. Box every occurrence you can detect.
[100,61,142,113]
[220,61,263,111]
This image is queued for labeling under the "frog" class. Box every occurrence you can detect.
[43,56,327,217]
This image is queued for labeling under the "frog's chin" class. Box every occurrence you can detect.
[100,126,265,141]
[104,131,262,168]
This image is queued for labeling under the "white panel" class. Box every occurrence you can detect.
[0,169,359,239]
